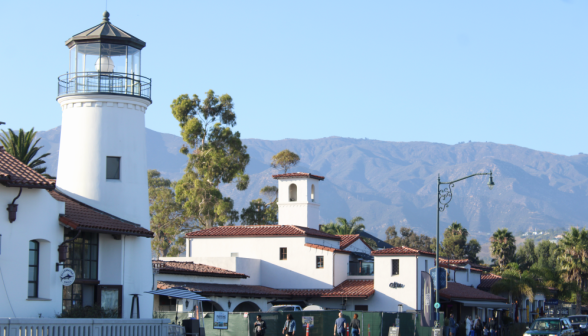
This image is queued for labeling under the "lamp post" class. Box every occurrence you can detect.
[434,171,494,324]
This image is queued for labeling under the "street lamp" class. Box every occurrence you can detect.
[434,170,494,325]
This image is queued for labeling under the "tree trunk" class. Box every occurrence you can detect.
[577,290,582,315]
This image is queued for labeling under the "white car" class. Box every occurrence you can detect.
[303,305,325,311]
[268,305,303,312]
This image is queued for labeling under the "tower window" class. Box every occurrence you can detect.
[392,259,399,276]
[289,184,297,202]
[316,256,324,268]
[280,248,287,260]
[106,157,121,180]
[311,184,315,202]
[28,240,39,298]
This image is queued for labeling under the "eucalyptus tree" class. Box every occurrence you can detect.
[440,222,482,263]
[271,149,300,173]
[171,90,249,229]
[558,227,588,314]
[240,186,279,225]
[0,128,50,176]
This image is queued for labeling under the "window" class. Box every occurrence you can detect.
[280,248,287,260]
[106,156,121,180]
[392,259,399,275]
[63,230,98,280]
[316,256,324,268]
[28,240,39,298]
[289,184,297,202]
[158,295,177,311]
[311,184,315,202]
[355,305,368,311]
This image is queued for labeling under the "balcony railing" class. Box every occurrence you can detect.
[57,72,151,100]
[348,261,374,276]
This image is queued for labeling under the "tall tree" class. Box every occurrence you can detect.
[490,228,516,268]
[535,240,560,270]
[491,266,542,310]
[320,217,365,235]
[240,186,279,225]
[148,170,187,257]
[385,226,434,252]
[0,128,51,176]
[515,239,537,271]
[439,222,481,263]
[171,90,249,229]
[558,227,588,314]
[271,149,300,173]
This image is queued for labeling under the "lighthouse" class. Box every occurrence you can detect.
[56,12,153,316]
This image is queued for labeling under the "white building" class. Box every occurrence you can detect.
[0,12,154,319]
[156,172,509,321]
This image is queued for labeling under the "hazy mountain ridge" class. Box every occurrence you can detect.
[36,127,588,243]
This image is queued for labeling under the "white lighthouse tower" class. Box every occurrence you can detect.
[56,12,153,316]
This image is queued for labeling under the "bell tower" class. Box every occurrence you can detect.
[273,173,324,230]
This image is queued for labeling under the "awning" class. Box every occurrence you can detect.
[455,300,512,309]
[145,288,210,301]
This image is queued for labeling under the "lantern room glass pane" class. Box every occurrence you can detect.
[69,46,77,74]
[128,47,140,75]
[76,44,100,73]
[99,43,127,73]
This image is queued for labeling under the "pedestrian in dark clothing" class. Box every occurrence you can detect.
[449,314,457,336]
[334,312,347,336]
[350,314,361,336]
[254,315,266,336]
[283,314,296,336]
[474,316,483,336]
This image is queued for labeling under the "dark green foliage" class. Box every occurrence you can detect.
[362,237,378,250]
[515,239,537,271]
[270,149,300,174]
[320,217,365,235]
[0,128,51,177]
[240,185,278,225]
[490,228,516,268]
[57,304,118,318]
[385,226,434,252]
[171,90,249,229]
[535,240,560,269]
[149,170,187,257]
[558,227,588,314]
[439,222,481,263]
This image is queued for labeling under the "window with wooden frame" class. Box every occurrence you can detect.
[63,230,98,280]
[316,256,324,268]
[28,240,39,298]
[392,259,399,275]
[279,247,287,260]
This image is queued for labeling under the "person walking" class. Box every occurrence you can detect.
[334,312,347,336]
[350,313,361,336]
[254,315,266,336]
[283,314,296,336]
[474,316,483,336]
[466,316,472,336]
[449,314,457,336]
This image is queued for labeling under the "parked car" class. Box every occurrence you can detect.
[268,305,303,312]
[303,305,325,311]
[568,316,588,336]
[524,318,575,336]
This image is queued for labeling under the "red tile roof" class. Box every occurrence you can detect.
[158,281,288,297]
[439,262,484,273]
[0,147,55,189]
[186,225,339,240]
[440,282,507,301]
[50,189,154,238]
[286,289,331,297]
[272,173,325,181]
[339,235,361,249]
[478,274,502,291]
[321,280,375,298]
[153,261,248,279]
[440,258,493,272]
[305,243,351,254]
[372,246,436,256]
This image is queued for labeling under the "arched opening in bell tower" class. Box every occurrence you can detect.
[311,184,315,202]
[289,184,297,202]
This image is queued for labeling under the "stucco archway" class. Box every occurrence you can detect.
[232,301,261,312]
[202,300,224,312]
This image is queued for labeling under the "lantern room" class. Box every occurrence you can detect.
[57,11,151,100]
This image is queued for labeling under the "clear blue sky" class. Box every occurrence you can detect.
[1,1,586,156]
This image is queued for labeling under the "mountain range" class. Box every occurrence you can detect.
[36,126,588,259]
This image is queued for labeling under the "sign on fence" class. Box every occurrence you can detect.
[213,311,229,329]
[302,316,314,327]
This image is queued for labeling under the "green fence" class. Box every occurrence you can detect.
[197,310,444,336]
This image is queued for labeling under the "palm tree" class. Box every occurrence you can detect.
[490,228,516,268]
[0,128,51,176]
[320,216,365,235]
[558,227,588,315]
[492,266,542,322]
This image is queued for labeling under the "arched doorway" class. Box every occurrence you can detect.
[232,301,261,312]
[202,300,224,312]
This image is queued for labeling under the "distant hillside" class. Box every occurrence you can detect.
[37,127,588,247]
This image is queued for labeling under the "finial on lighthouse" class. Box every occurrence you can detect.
[102,11,110,23]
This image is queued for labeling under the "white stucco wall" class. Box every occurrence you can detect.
[344,239,372,254]
[334,253,350,286]
[0,187,64,318]
[371,255,419,311]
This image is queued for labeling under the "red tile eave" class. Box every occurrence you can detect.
[305,243,352,254]
[157,269,248,279]
[186,225,340,241]
[272,173,325,181]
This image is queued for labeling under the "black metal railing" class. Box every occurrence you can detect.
[57,72,151,100]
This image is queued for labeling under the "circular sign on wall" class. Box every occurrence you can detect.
[434,302,441,309]
[60,268,76,286]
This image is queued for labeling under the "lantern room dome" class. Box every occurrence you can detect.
[65,11,146,50]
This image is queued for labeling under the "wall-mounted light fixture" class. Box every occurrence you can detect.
[7,187,22,223]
